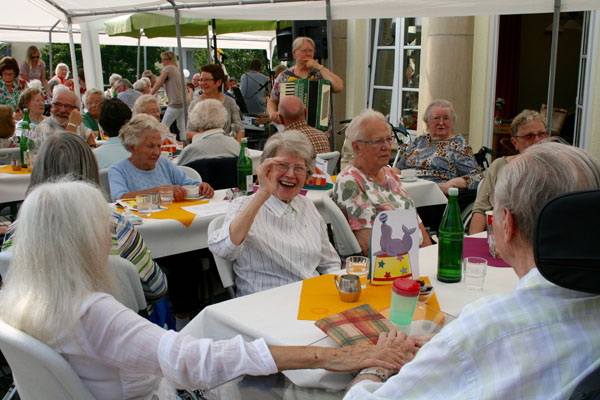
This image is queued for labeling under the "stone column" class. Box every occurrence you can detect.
[419,17,474,140]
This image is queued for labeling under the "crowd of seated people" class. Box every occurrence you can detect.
[2,43,598,399]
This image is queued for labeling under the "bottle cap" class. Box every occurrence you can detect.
[241,137,248,144]
[448,187,459,196]
[392,278,421,297]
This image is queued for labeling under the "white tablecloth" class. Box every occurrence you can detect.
[0,169,30,204]
[181,233,519,389]
[136,178,448,258]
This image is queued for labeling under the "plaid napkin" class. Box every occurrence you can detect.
[315,303,395,347]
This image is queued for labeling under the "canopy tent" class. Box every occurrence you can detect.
[103,12,290,38]
[4,0,600,143]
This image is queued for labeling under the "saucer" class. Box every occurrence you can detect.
[400,176,417,182]
[184,194,204,201]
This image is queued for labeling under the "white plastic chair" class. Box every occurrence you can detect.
[178,165,202,182]
[317,151,340,175]
[0,250,12,279]
[99,167,111,200]
[109,255,147,313]
[0,318,95,400]
[322,190,362,256]
[207,215,235,299]
[0,253,146,313]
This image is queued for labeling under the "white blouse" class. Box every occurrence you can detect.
[53,293,278,399]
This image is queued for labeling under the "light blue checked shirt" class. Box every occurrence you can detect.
[345,268,600,399]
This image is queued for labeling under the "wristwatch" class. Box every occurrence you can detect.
[357,367,388,382]
[67,122,79,128]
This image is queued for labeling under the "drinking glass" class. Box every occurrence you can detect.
[463,257,487,290]
[136,194,152,217]
[345,256,369,289]
[159,185,174,205]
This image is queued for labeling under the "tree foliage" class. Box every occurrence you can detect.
[39,44,166,86]
[191,48,280,80]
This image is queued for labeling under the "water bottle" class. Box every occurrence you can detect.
[437,187,464,283]
[237,138,253,194]
[20,109,30,168]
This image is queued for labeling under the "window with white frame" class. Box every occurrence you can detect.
[368,18,422,133]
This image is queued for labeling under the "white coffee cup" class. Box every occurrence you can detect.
[183,185,199,198]
[402,169,417,179]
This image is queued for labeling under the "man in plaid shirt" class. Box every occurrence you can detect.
[345,142,600,399]
[278,95,330,154]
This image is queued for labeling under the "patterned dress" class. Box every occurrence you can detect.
[333,165,417,231]
[398,133,482,189]
[0,78,26,111]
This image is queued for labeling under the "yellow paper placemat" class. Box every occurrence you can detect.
[298,274,392,321]
[298,275,441,321]
[0,165,31,175]
[140,200,209,227]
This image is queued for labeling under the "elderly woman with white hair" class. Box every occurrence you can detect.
[0,181,414,399]
[176,99,240,166]
[333,109,432,256]
[108,113,214,202]
[50,62,74,91]
[81,88,105,136]
[208,130,341,297]
[133,94,177,144]
[397,99,482,195]
[105,72,122,98]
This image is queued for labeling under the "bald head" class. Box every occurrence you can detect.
[278,96,306,126]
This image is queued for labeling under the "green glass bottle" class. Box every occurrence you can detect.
[20,109,30,168]
[237,138,253,194]
[437,187,464,283]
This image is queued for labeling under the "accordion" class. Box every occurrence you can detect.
[280,78,331,131]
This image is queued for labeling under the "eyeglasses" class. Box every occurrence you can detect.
[355,136,394,147]
[515,130,547,141]
[53,102,78,111]
[31,55,40,59]
[431,116,451,123]
[87,101,102,107]
[1,72,15,77]
[274,162,308,175]
[199,78,215,82]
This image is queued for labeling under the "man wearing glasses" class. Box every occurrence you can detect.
[38,85,96,146]
[469,109,547,234]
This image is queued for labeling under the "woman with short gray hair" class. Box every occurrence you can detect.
[469,109,547,234]
[209,130,341,297]
[109,113,214,201]
[177,99,240,166]
[398,98,481,195]
[82,88,105,134]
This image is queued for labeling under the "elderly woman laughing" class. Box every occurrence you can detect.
[208,130,341,297]
[108,113,214,201]
[333,109,432,256]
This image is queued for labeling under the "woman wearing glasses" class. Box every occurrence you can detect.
[0,57,27,111]
[19,46,52,97]
[187,63,245,142]
[333,109,432,256]
[397,99,482,196]
[469,109,547,234]
[209,130,341,297]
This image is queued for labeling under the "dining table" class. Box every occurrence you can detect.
[180,231,519,398]
[0,164,31,205]
[133,178,447,258]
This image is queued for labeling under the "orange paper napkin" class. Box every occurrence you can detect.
[0,165,31,175]
[137,200,209,227]
[298,275,441,321]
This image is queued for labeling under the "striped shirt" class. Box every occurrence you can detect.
[345,268,600,399]
[208,194,341,297]
[2,212,167,314]
[286,120,331,154]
